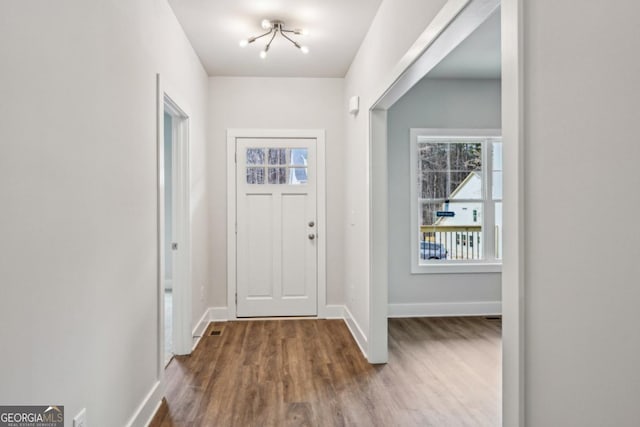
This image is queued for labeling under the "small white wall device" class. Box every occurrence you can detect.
[349,95,359,115]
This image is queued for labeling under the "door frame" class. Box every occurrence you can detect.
[156,74,193,378]
[366,0,524,425]
[226,129,326,320]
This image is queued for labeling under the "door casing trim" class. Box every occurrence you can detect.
[155,74,193,392]
[226,129,327,319]
[162,94,192,357]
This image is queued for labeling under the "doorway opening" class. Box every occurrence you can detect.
[163,109,174,365]
[367,0,523,424]
[157,78,192,374]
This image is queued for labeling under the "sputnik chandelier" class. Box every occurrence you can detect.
[239,19,309,59]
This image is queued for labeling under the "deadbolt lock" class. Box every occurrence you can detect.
[308,234,316,240]
[308,221,315,227]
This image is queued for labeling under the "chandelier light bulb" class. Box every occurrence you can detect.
[240,19,310,58]
[301,29,309,36]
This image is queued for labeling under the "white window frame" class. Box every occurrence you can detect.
[410,128,502,274]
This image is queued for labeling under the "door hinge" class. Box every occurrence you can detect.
[235,222,237,234]
[235,152,237,163]
[235,293,237,304]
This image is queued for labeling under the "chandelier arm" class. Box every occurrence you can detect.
[265,29,278,50]
[251,29,274,42]
[279,30,300,48]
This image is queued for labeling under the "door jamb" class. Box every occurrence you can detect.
[164,94,192,356]
[226,129,327,320]
[156,74,192,376]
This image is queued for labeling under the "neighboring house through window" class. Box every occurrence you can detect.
[410,128,502,273]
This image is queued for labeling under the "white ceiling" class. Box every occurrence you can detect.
[168,0,384,77]
[427,9,501,79]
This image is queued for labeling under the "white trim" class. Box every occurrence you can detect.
[209,307,229,321]
[231,316,326,321]
[191,307,229,352]
[413,263,502,274]
[164,94,192,357]
[191,308,229,352]
[191,308,211,340]
[157,75,193,365]
[388,301,501,318]
[372,0,482,110]
[368,108,389,363]
[409,128,503,274]
[343,306,368,359]
[410,128,501,138]
[191,307,218,352]
[226,129,327,320]
[502,0,525,424]
[124,380,163,427]
[226,130,237,320]
[324,305,345,319]
[315,132,328,319]
[155,74,165,382]
[202,305,341,321]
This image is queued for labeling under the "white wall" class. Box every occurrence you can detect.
[343,0,448,344]
[387,78,501,311]
[0,1,209,425]
[207,77,345,307]
[523,1,640,425]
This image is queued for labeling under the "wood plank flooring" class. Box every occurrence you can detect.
[150,317,501,427]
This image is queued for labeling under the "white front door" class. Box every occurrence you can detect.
[236,138,317,317]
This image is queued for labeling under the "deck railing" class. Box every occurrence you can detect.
[420,225,483,260]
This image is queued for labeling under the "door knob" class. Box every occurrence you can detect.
[308,234,316,240]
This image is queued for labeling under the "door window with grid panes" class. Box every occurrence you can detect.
[245,147,308,185]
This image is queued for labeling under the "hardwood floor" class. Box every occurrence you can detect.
[150,317,501,427]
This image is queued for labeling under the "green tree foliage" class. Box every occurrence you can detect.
[418,141,481,225]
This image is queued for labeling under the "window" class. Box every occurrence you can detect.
[245,148,308,185]
[410,129,502,273]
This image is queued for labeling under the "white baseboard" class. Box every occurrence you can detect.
[206,305,344,321]
[343,306,368,358]
[388,301,502,318]
[322,304,345,319]
[125,380,163,427]
[191,308,212,351]
[209,306,229,321]
[189,307,229,351]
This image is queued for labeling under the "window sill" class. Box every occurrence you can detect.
[411,262,502,275]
